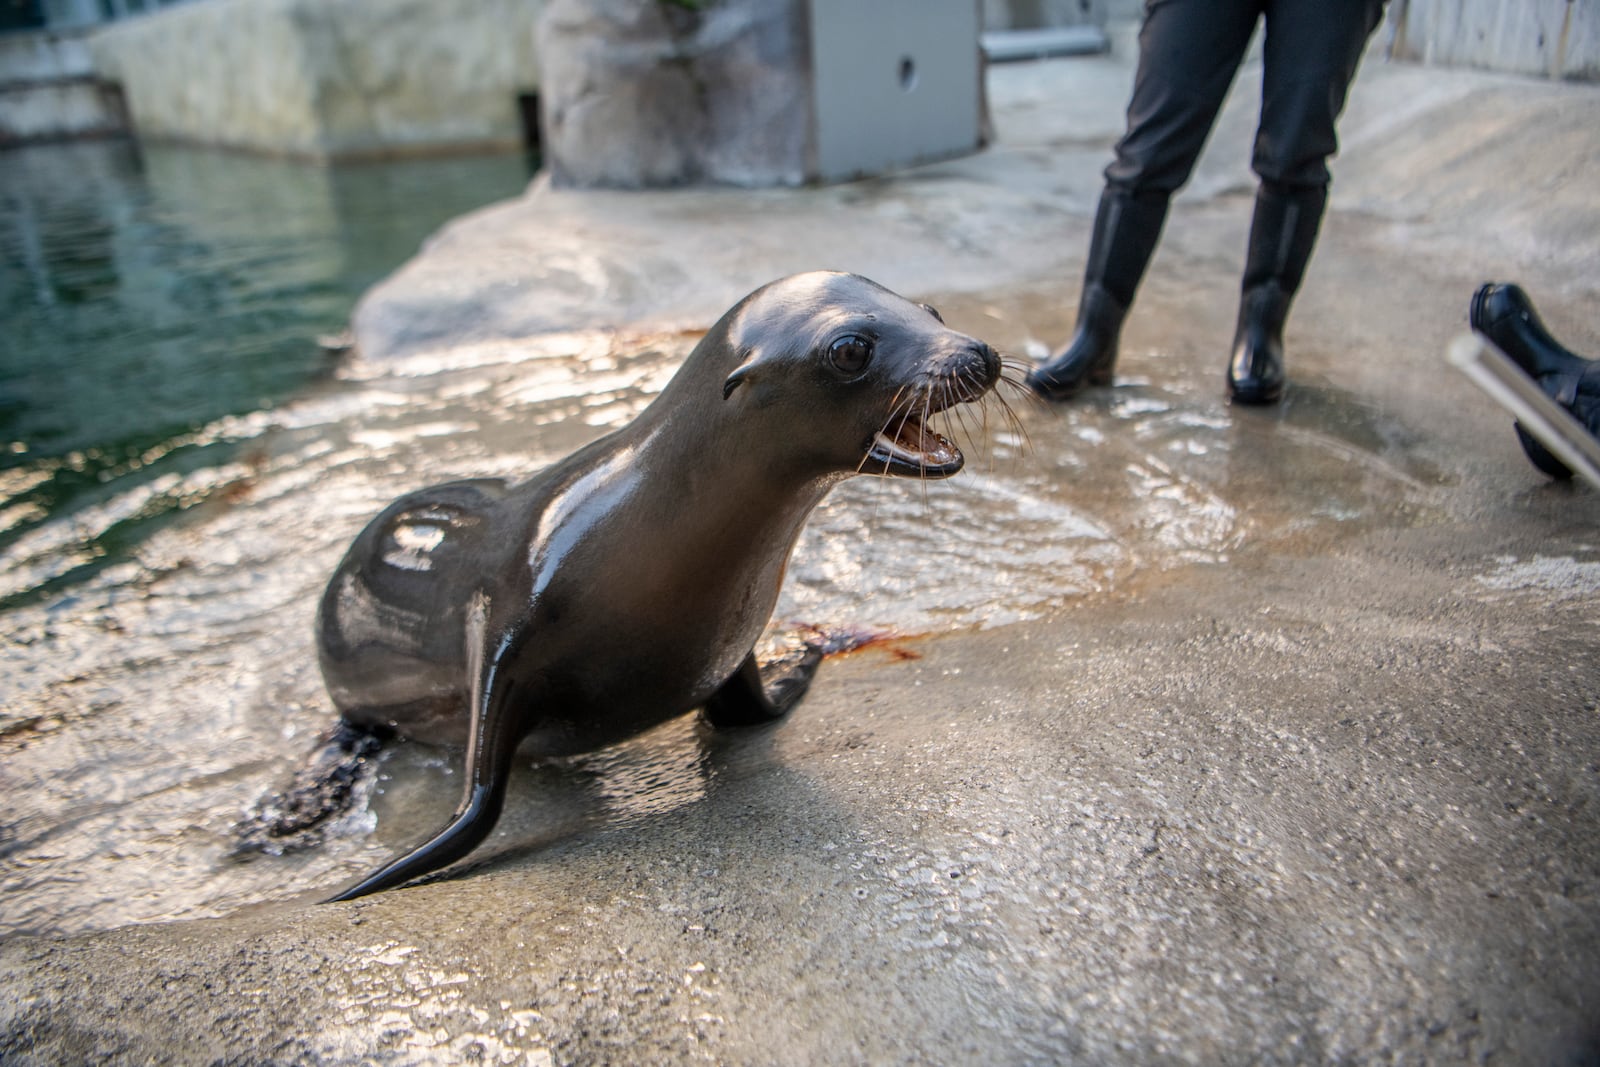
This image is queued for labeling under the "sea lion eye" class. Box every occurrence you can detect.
[919,303,944,323]
[828,335,873,375]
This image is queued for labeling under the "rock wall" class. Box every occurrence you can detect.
[88,0,543,160]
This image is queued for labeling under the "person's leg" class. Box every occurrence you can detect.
[1026,188,1167,399]
[1030,0,1261,400]
[1227,0,1387,403]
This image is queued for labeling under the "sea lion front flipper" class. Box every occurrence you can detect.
[324,595,525,902]
[703,644,823,729]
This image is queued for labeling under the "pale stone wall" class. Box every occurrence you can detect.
[88,0,543,160]
[89,0,320,154]
[1386,0,1600,82]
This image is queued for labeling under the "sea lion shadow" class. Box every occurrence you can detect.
[413,709,835,888]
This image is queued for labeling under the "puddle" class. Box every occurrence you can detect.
[0,318,1452,938]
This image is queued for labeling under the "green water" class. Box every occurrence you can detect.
[0,140,532,607]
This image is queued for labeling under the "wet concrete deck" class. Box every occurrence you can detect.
[6,36,1600,1067]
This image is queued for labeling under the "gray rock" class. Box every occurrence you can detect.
[536,0,811,187]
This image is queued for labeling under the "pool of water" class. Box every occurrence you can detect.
[0,140,533,609]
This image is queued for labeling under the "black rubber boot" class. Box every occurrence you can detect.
[1029,188,1168,401]
[1228,283,1290,404]
[1228,183,1327,405]
[1470,282,1600,479]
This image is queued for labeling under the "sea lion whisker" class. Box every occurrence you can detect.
[855,446,877,476]
[974,375,997,450]
[944,361,1025,475]
[868,387,919,480]
[921,386,938,481]
[959,370,995,450]
[997,355,1038,397]
[889,386,924,439]
[988,355,1035,442]
[915,389,934,503]
[957,368,985,431]
[941,376,972,449]
[951,382,989,473]
[864,383,915,476]
[990,391,1033,460]
[865,384,918,476]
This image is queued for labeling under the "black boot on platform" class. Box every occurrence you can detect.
[1470,282,1600,479]
[1229,283,1291,405]
[1029,189,1168,401]
[1228,183,1328,405]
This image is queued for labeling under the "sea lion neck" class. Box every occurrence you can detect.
[624,404,845,524]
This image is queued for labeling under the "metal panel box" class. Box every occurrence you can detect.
[807,0,984,183]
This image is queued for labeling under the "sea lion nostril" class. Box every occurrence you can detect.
[934,343,1001,404]
[965,341,1002,384]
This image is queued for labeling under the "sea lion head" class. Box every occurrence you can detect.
[716,271,1002,479]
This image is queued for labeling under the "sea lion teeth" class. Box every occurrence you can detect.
[871,425,958,468]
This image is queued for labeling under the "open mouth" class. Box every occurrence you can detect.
[864,408,965,479]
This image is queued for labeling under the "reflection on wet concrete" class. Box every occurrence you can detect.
[0,308,1454,937]
[314,938,549,1065]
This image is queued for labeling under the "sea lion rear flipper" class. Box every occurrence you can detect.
[323,595,523,902]
[704,645,822,728]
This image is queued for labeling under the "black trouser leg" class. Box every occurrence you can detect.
[1230,0,1387,403]
[1106,0,1263,196]
[1031,0,1258,401]
[1251,0,1388,189]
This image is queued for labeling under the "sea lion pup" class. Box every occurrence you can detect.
[308,271,1001,901]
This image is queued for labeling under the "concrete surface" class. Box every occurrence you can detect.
[6,37,1600,1067]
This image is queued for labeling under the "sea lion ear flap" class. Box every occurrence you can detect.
[723,360,754,400]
